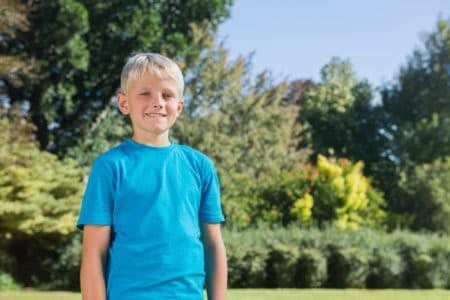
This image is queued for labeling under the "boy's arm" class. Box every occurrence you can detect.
[201,223,227,300]
[80,225,111,300]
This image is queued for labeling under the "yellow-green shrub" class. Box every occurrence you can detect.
[291,155,386,229]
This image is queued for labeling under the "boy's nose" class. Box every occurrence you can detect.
[150,94,163,108]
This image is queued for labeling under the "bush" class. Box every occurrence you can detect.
[428,242,450,288]
[49,233,82,290]
[0,271,21,291]
[327,247,369,288]
[366,248,404,288]
[396,236,446,288]
[224,226,450,289]
[294,248,327,288]
[0,110,84,288]
[266,243,299,287]
[225,230,269,288]
[397,157,450,233]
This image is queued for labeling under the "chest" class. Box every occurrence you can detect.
[110,156,202,235]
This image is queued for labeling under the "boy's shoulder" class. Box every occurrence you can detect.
[175,143,213,163]
[93,140,130,165]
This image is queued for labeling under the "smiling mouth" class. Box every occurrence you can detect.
[144,112,166,118]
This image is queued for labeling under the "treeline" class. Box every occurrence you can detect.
[0,0,449,290]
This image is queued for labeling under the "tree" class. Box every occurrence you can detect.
[1,0,233,155]
[0,0,34,95]
[169,29,309,227]
[378,18,450,228]
[298,57,391,182]
[396,157,450,233]
[381,18,450,166]
[0,108,85,286]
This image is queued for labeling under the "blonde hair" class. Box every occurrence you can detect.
[120,53,184,96]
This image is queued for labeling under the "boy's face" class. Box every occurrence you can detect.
[117,72,183,143]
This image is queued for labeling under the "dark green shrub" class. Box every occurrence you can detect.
[397,158,450,233]
[225,230,269,288]
[366,248,404,288]
[429,242,450,288]
[396,237,443,288]
[327,247,369,288]
[48,233,82,290]
[227,246,269,288]
[409,253,436,288]
[266,243,299,287]
[224,226,450,289]
[294,248,327,288]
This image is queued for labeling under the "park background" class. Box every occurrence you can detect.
[0,0,449,297]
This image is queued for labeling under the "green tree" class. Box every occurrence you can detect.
[396,157,450,233]
[0,108,84,286]
[379,18,450,229]
[298,57,390,181]
[381,18,450,166]
[170,29,309,227]
[0,0,34,91]
[1,0,233,155]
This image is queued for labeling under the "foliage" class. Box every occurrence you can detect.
[266,243,300,287]
[298,57,390,177]
[47,233,82,290]
[249,155,386,230]
[366,247,404,288]
[378,18,450,229]
[310,155,386,229]
[174,31,308,178]
[295,248,327,288]
[327,247,369,288]
[4,223,449,290]
[66,99,132,166]
[0,0,34,87]
[169,29,309,228]
[0,110,84,237]
[0,271,20,291]
[396,157,450,233]
[226,229,269,287]
[223,226,450,289]
[1,0,233,155]
[0,108,84,286]
[381,18,450,166]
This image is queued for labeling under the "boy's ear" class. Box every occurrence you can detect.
[117,92,129,115]
[176,98,184,115]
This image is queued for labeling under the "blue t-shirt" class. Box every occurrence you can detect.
[77,139,224,299]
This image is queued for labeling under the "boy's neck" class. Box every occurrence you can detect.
[132,133,171,147]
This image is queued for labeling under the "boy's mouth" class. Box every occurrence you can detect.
[144,112,166,118]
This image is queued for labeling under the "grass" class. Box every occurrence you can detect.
[1,289,450,300]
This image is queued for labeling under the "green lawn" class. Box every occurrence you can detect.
[1,289,450,300]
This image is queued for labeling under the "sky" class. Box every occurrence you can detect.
[217,0,450,87]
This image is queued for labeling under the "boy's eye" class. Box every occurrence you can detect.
[163,93,174,100]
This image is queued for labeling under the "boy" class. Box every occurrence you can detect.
[77,53,227,300]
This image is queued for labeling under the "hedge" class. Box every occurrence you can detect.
[1,226,449,290]
[224,226,450,289]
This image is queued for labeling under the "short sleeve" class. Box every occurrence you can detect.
[77,157,115,230]
[199,157,225,223]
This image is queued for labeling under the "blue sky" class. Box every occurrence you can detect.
[217,0,450,86]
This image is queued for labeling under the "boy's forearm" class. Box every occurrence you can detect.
[80,258,107,300]
[205,242,227,300]
[80,225,110,300]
